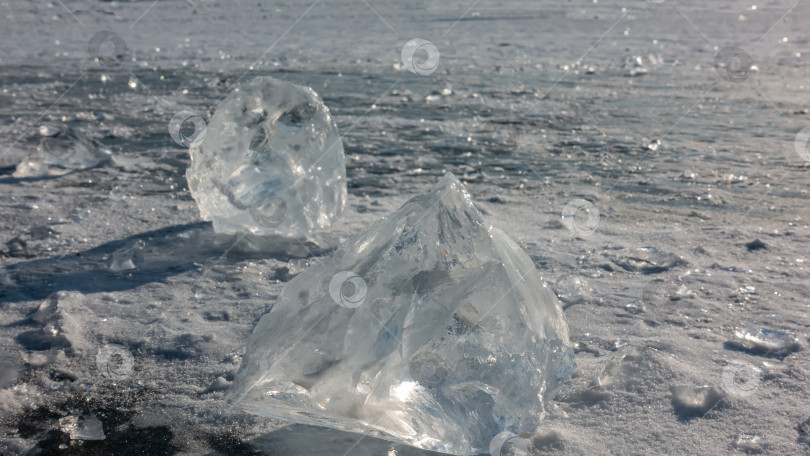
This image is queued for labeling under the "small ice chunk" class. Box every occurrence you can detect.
[670,385,723,418]
[727,323,801,357]
[733,434,767,454]
[228,173,573,455]
[39,124,61,137]
[629,67,648,77]
[186,76,347,236]
[624,56,648,77]
[590,346,675,393]
[738,286,757,295]
[611,247,686,273]
[14,124,111,177]
[722,174,747,184]
[59,414,105,441]
[4,225,60,258]
[28,294,57,324]
[553,275,589,305]
[107,240,145,271]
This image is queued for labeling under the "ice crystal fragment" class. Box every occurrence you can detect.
[186,77,346,236]
[228,173,573,455]
[14,124,111,177]
[728,323,801,357]
[59,414,105,441]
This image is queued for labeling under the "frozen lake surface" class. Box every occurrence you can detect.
[1,0,809,454]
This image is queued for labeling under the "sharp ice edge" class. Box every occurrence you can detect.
[186,76,346,237]
[228,172,574,455]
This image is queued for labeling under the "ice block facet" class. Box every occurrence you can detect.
[186,77,346,236]
[227,173,574,455]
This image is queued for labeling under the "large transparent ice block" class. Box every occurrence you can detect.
[228,173,573,455]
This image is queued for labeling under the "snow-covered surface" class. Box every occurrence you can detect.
[1,0,809,454]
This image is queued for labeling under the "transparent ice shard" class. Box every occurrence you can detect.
[728,322,801,357]
[186,77,346,236]
[107,240,145,272]
[14,124,111,177]
[59,414,106,441]
[228,173,574,455]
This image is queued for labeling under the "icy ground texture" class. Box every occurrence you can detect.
[228,173,574,455]
[186,76,346,236]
